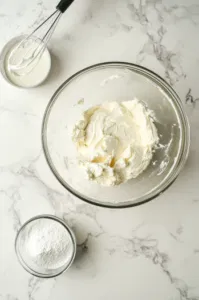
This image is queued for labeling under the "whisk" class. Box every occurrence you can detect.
[8,0,75,76]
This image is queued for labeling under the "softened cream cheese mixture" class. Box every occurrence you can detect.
[72,99,159,186]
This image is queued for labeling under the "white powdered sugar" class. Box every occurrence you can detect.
[21,218,73,270]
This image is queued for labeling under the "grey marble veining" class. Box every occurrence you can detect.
[1,0,199,299]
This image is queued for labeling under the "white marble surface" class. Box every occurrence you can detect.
[1,0,199,299]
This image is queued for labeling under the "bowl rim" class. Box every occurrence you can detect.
[15,214,76,278]
[41,61,190,209]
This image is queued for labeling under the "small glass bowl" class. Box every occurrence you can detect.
[15,215,76,278]
[0,35,51,88]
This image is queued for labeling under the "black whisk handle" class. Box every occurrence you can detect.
[56,0,74,13]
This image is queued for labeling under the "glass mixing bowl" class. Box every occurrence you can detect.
[42,62,190,208]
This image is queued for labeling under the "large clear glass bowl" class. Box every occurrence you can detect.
[42,62,190,208]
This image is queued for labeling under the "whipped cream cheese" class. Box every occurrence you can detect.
[72,99,159,186]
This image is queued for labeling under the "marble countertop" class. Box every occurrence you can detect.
[1,0,199,299]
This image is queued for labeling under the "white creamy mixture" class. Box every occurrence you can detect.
[5,40,51,88]
[73,99,159,186]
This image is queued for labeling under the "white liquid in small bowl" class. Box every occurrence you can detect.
[0,36,51,88]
